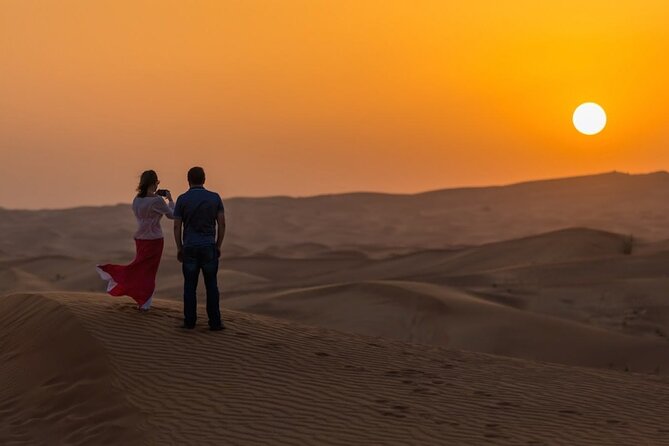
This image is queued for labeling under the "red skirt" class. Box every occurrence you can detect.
[96,238,164,307]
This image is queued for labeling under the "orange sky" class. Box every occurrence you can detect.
[2,0,669,209]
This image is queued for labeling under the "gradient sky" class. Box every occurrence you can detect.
[2,1,669,209]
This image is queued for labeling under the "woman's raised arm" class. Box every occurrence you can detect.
[154,196,175,219]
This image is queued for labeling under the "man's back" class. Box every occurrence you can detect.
[174,186,224,247]
[174,167,225,331]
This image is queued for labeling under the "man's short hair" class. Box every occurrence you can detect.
[188,166,206,185]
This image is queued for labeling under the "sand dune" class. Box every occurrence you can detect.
[293,228,630,287]
[2,292,669,445]
[229,280,669,374]
[0,293,143,445]
[0,268,54,293]
[431,227,632,272]
[155,269,270,296]
[223,171,669,252]
[5,225,637,299]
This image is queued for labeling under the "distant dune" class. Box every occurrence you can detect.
[2,292,669,445]
[3,171,669,260]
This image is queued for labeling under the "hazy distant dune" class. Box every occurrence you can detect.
[3,171,669,260]
[439,227,631,270]
[215,256,368,283]
[155,269,270,297]
[299,227,630,287]
[225,171,669,250]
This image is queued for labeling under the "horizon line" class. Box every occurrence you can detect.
[2,169,667,212]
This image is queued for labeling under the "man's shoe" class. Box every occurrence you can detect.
[209,323,225,331]
[180,324,196,330]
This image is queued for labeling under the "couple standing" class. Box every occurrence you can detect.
[96,166,225,331]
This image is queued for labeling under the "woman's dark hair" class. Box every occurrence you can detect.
[137,170,158,198]
[188,166,206,185]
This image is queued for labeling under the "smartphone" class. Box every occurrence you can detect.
[156,189,169,197]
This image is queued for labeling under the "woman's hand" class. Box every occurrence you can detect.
[165,190,173,202]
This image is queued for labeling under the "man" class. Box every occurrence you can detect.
[173,167,226,330]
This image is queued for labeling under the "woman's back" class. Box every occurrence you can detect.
[132,196,174,240]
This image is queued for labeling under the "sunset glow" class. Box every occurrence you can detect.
[2,1,669,208]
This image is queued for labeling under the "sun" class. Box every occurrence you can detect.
[573,102,607,135]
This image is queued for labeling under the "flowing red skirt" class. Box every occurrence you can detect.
[96,238,164,307]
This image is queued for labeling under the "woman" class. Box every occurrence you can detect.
[96,170,175,311]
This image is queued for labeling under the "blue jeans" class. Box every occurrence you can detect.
[182,244,221,328]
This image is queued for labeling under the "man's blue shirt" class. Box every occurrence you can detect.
[174,186,224,247]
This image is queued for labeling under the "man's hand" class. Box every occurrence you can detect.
[216,212,226,258]
[174,218,183,262]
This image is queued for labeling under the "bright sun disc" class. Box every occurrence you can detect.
[573,102,606,135]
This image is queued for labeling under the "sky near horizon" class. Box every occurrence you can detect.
[2,0,669,209]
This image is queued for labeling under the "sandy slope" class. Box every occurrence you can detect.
[2,292,669,445]
[229,280,669,374]
[0,294,143,445]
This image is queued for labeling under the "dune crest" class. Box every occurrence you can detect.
[0,293,143,445]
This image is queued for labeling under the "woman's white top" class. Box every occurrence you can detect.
[132,196,175,240]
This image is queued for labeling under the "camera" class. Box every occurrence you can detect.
[156,189,169,197]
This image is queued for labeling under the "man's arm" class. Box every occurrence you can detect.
[216,212,226,257]
[174,218,183,262]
